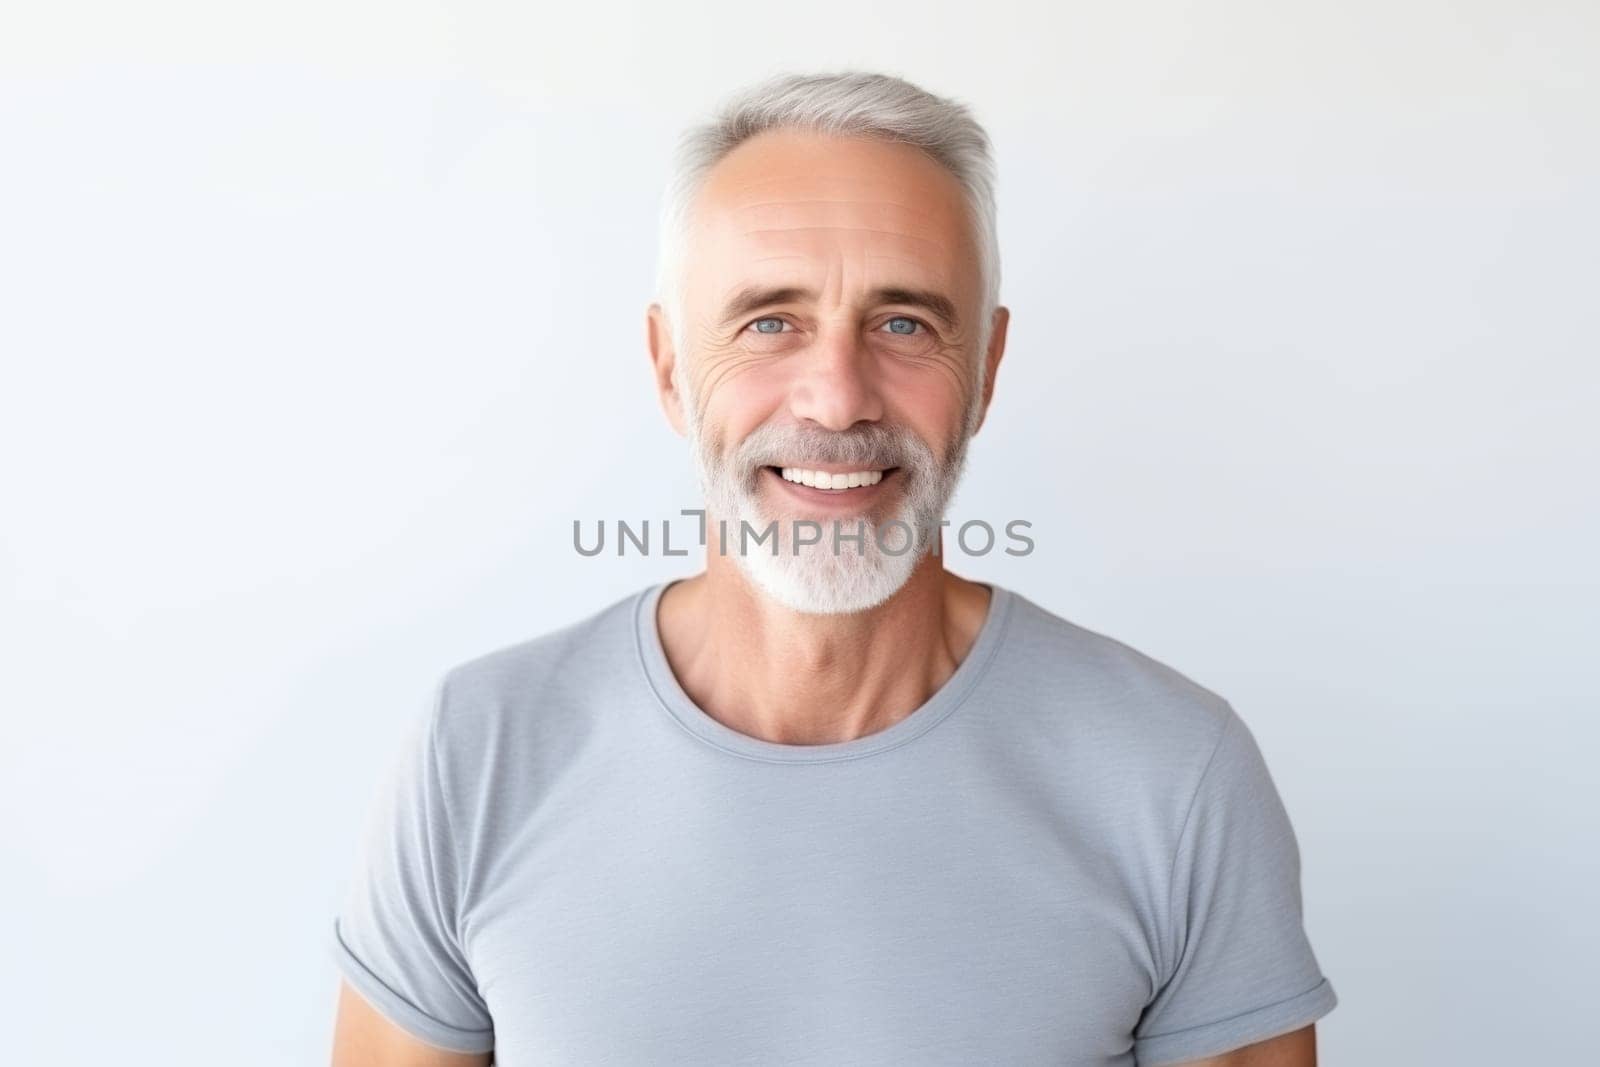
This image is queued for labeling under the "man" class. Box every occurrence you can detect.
[328,71,1338,1066]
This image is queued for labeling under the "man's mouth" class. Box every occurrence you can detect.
[765,466,893,492]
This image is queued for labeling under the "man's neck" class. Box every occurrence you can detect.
[655,549,993,747]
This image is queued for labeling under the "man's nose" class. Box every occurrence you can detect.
[786,322,885,431]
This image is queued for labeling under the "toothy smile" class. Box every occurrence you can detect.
[776,467,886,490]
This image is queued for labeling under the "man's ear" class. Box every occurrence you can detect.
[971,305,1010,436]
[646,302,688,436]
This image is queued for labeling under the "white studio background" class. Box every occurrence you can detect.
[1,2,1595,1063]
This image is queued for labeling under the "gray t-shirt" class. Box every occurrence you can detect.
[328,581,1337,1065]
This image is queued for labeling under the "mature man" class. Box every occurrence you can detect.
[328,72,1338,1066]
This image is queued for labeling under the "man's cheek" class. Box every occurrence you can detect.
[710,390,787,452]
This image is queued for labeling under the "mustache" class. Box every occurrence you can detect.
[733,422,927,469]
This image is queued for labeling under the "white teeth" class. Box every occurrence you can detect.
[779,467,885,489]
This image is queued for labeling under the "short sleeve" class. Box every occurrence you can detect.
[1133,710,1337,1066]
[327,675,495,1054]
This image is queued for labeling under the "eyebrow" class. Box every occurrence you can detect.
[717,285,961,331]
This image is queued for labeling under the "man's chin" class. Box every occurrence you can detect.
[731,526,922,615]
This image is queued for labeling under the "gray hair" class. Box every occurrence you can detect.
[654,71,1002,362]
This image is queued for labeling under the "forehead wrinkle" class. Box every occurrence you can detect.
[717,171,935,191]
[732,199,940,226]
[726,187,947,235]
[695,133,969,232]
[865,253,956,288]
[715,161,959,201]
[736,225,948,247]
[731,200,944,238]
[737,197,938,212]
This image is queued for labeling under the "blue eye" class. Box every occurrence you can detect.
[884,316,921,335]
[750,317,787,334]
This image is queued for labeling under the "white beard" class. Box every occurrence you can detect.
[681,390,978,616]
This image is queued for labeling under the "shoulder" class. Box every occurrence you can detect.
[422,584,652,775]
[992,587,1243,790]
[443,587,644,702]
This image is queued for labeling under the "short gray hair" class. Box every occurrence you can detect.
[655,71,1001,358]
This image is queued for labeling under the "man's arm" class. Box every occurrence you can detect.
[331,979,493,1067]
[1171,1023,1317,1067]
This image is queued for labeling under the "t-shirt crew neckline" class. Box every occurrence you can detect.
[633,578,1015,764]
